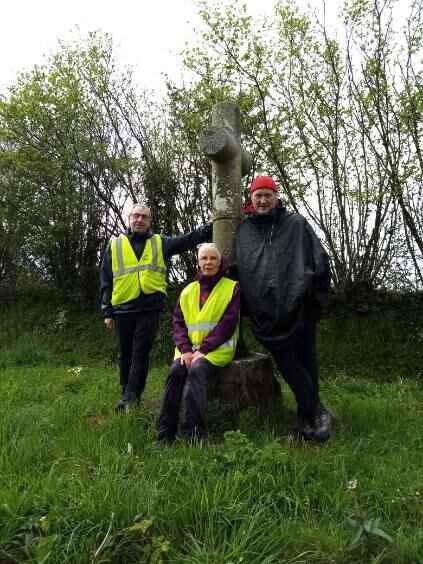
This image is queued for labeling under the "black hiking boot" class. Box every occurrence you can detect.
[156,433,176,446]
[115,399,131,413]
[115,392,140,414]
[313,405,334,443]
[297,415,315,441]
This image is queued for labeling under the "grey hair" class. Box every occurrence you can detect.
[128,202,151,219]
[197,242,222,261]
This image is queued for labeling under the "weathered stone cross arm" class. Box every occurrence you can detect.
[198,102,252,259]
[199,125,252,175]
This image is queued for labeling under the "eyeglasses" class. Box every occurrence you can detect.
[131,213,151,220]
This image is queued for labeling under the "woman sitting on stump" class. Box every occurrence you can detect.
[157,243,240,443]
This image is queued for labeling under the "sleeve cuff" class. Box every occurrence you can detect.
[180,344,193,354]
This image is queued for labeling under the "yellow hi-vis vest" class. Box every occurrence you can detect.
[111,234,167,306]
[174,277,239,367]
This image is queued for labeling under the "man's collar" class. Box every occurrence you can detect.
[128,228,153,240]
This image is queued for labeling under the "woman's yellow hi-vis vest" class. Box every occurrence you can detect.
[111,234,167,305]
[174,277,239,367]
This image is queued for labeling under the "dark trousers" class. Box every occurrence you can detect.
[157,358,218,440]
[260,318,320,420]
[115,311,160,400]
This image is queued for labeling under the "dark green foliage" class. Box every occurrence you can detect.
[320,291,423,381]
[0,288,115,370]
[0,286,182,370]
[1,289,422,385]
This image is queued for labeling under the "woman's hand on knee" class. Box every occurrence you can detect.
[192,351,205,365]
[180,352,194,368]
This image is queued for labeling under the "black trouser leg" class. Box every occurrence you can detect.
[115,314,136,393]
[302,318,320,399]
[124,310,160,400]
[157,361,188,440]
[261,319,320,420]
[181,359,218,440]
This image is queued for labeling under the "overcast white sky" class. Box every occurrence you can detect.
[1,0,343,94]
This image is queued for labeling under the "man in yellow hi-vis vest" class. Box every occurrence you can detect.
[157,243,240,443]
[100,203,212,412]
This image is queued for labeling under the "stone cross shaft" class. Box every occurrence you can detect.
[199,102,251,258]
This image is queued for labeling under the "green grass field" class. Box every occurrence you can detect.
[1,293,423,563]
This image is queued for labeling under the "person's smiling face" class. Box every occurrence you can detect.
[198,246,221,277]
[129,206,152,233]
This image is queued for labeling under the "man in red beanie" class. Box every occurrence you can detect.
[233,176,333,442]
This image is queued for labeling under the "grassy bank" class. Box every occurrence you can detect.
[1,292,423,562]
[1,289,423,380]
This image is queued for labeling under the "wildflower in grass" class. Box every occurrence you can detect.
[347,478,358,490]
[54,308,68,330]
[40,515,49,532]
[68,366,83,376]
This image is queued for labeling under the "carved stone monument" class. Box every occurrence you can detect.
[199,102,251,258]
[199,102,281,415]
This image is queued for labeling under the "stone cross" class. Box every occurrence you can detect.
[199,102,282,417]
[199,102,251,258]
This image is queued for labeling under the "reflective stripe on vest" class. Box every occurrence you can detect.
[111,234,167,305]
[113,235,167,278]
[174,277,239,367]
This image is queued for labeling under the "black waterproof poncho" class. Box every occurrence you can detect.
[233,205,330,342]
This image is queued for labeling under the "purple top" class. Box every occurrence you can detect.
[173,257,240,355]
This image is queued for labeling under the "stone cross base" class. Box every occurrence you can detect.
[208,352,282,415]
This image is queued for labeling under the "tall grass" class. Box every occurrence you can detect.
[1,292,423,562]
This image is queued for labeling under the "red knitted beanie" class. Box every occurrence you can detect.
[249,176,277,193]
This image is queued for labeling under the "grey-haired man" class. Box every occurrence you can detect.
[100,204,212,411]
